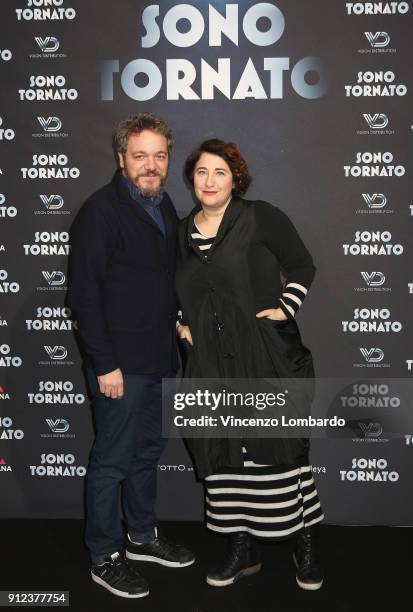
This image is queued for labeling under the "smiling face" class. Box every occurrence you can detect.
[118,129,169,198]
[193,152,234,209]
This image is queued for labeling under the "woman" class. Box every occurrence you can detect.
[176,139,324,590]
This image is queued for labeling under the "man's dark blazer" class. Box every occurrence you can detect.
[68,170,179,376]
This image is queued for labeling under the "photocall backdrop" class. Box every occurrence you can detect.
[0,0,412,524]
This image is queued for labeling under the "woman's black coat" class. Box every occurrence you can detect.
[176,196,316,478]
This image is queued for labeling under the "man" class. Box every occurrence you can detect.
[69,113,194,599]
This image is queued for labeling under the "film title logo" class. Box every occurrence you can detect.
[0,117,15,141]
[345,71,407,97]
[344,152,405,177]
[0,269,20,293]
[343,231,403,256]
[0,194,18,218]
[16,1,76,21]
[342,308,401,333]
[0,344,22,368]
[21,154,79,179]
[29,454,85,478]
[0,416,24,440]
[0,49,12,62]
[340,458,399,482]
[28,380,85,405]
[18,75,78,101]
[26,306,77,331]
[346,2,409,15]
[23,231,70,256]
[99,3,327,101]
[340,382,400,408]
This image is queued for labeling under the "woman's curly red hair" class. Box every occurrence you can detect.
[184,139,252,196]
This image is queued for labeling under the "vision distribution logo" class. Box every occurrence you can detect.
[33,116,68,138]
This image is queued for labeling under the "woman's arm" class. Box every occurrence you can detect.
[257,202,316,319]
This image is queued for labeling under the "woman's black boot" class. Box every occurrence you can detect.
[293,525,323,590]
[206,532,261,587]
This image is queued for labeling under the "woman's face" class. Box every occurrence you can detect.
[193,152,234,209]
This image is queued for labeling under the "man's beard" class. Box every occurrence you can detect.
[136,171,166,199]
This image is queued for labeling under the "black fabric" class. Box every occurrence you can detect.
[176,197,316,477]
[69,170,179,376]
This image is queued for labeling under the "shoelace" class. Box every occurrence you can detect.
[218,537,250,569]
[153,535,180,556]
[105,553,139,580]
[300,535,319,568]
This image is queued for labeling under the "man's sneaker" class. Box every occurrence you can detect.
[91,551,149,598]
[125,529,195,568]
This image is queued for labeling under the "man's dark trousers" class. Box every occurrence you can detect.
[85,369,170,562]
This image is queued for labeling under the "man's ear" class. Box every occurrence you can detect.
[118,152,124,169]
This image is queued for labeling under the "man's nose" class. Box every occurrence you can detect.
[145,156,157,171]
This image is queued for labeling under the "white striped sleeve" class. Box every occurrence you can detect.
[279,282,308,318]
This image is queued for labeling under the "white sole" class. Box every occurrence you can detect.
[293,553,323,590]
[206,563,262,587]
[296,576,323,591]
[125,551,195,568]
[91,572,149,598]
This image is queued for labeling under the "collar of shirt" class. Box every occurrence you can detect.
[121,174,164,208]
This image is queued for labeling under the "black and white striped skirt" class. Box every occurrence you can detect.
[205,449,323,539]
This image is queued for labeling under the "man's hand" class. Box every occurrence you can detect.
[256,307,288,321]
[177,324,193,345]
[97,368,124,399]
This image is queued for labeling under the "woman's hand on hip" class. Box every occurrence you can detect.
[177,324,193,345]
[256,307,288,321]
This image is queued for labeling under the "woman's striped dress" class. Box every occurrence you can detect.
[191,220,324,538]
[205,447,323,538]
